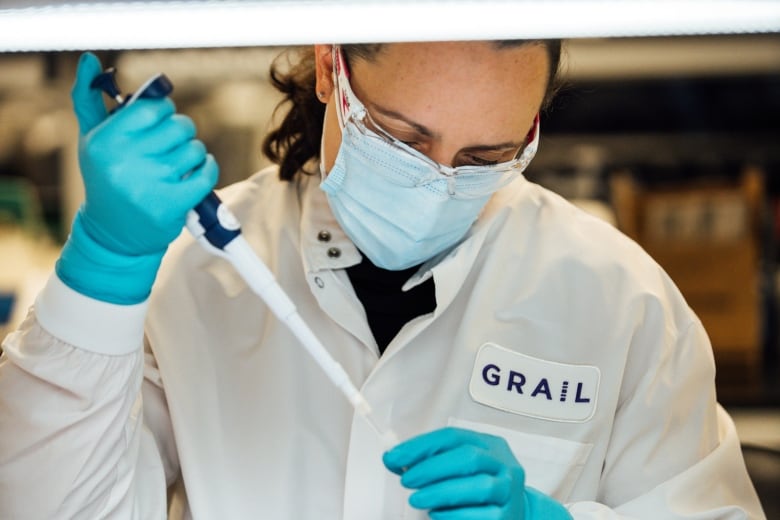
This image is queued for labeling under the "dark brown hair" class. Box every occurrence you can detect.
[262,41,563,182]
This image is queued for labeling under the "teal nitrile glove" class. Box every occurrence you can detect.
[55,52,218,304]
[383,427,573,520]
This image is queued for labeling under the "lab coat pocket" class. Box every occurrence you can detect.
[447,417,592,502]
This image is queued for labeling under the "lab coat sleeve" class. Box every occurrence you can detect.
[0,274,169,519]
[566,304,765,518]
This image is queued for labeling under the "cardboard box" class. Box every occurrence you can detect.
[610,168,764,387]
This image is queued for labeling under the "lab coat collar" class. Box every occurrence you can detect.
[413,176,535,315]
[375,175,536,363]
[298,172,363,273]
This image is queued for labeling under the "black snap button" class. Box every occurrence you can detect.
[317,230,331,242]
[327,247,341,258]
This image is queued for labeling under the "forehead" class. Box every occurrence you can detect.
[347,42,549,138]
[347,41,549,93]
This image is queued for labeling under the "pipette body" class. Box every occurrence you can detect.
[91,69,400,449]
[186,203,400,448]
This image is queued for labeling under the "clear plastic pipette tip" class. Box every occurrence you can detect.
[362,409,400,448]
[352,394,400,448]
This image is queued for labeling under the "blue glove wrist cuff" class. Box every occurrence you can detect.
[524,487,573,520]
[55,213,165,305]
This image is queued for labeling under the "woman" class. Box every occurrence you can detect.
[0,41,765,519]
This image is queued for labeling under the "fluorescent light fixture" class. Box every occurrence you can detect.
[0,1,779,52]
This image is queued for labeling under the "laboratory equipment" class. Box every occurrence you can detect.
[91,68,400,448]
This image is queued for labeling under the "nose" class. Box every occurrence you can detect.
[423,142,458,168]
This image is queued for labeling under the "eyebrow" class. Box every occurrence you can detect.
[370,102,525,152]
[371,103,437,138]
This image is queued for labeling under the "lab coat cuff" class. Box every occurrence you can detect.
[35,273,148,356]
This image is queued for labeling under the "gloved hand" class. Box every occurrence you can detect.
[55,52,218,304]
[383,427,572,520]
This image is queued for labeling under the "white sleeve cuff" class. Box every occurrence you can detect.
[34,273,149,356]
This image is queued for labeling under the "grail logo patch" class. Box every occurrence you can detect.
[469,343,600,422]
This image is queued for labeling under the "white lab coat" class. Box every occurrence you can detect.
[0,166,765,519]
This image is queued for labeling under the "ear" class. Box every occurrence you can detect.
[314,44,335,104]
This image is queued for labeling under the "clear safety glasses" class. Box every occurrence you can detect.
[332,44,540,199]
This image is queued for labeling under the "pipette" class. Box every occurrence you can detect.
[91,68,400,449]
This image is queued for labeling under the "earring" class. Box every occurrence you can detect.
[317,91,326,100]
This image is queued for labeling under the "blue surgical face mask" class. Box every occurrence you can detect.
[320,45,540,271]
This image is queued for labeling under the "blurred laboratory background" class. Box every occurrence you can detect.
[1,34,779,512]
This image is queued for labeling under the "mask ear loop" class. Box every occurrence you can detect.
[527,113,540,143]
[332,44,356,130]
[517,114,541,171]
[322,45,352,178]
[323,45,351,177]
[319,101,333,179]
